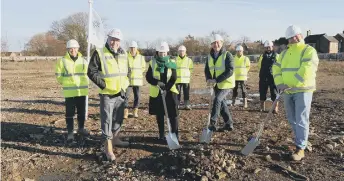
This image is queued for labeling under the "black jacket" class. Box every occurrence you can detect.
[204,47,234,83]
[145,60,177,92]
[87,44,126,90]
[146,58,178,117]
[259,51,277,79]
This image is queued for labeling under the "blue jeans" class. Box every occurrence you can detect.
[210,87,233,126]
[283,92,313,149]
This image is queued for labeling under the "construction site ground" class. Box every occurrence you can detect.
[1,60,344,181]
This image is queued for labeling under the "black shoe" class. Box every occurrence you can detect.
[219,124,233,132]
[156,136,166,144]
[208,125,217,132]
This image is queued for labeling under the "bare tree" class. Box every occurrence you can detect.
[1,37,9,52]
[26,32,65,56]
[50,12,90,55]
[239,36,251,43]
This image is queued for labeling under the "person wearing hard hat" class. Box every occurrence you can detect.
[124,41,146,118]
[205,34,235,132]
[175,45,193,110]
[258,40,279,113]
[272,25,319,161]
[232,45,250,108]
[87,28,129,161]
[146,42,180,142]
[55,39,90,142]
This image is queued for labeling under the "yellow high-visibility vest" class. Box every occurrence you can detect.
[97,47,129,95]
[272,42,319,94]
[234,55,250,81]
[207,51,235,89]
[149,58,179,98]
[128,51,146,86]
[55,52,89,98]
[176,56,193,84]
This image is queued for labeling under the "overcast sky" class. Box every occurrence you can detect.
[1,0,343,51]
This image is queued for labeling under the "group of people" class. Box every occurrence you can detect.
[55,25,319,162]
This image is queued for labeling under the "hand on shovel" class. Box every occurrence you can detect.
[206,79,216,87]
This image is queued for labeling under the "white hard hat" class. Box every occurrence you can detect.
[236,45,244,51]
[178,45,186,51]
[264,40,274,47]
[108,28,123,40]
[130,41,138,48]
[66,39,80,48]
[285,25,302,39]
[211,34,223,43]
[157,42,169,52]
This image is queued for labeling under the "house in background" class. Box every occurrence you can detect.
[305,32,338,53]
[334,32,344,52]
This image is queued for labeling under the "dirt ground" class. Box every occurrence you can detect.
[1,60,344,181]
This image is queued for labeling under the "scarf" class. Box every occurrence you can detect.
[155,56,176,73]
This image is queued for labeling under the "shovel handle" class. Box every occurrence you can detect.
[256,91,284,139]
[205,87,215,127]
[159,87,172,134]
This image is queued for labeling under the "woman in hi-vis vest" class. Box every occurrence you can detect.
[55,39,90,142]
[146,42,180,142]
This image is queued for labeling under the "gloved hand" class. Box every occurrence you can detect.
[157,81,166,90]
[276,84,289,93]
[206,79,217,86]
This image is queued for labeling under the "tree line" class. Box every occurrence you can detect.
[21,12,287,56]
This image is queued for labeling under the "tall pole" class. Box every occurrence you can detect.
[85,0,93,120]
[87,0,93,63]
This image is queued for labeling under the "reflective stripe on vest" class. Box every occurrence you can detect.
[277,45,316,92]
[98,48,129,94]
[128,55,145,86]
[149,58,179,97]
[207,51,235,89]
[56,55,89,98]
[176,56,192,83]
[234,56,249,80]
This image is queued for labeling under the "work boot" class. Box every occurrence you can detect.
[124,108,129,119]
[243,98,248,108]
[185,100,192,110]
[231,97,236,106]
[104,140,116,162]
[219,123,234,132]
[133,108,139,118]
[67,132,74,142]
[260,101,265,112]
[291,148,305,161]
[112,137,129,147]
[77,128,90,136]
[208,121,217,132]
[273,101,279,114]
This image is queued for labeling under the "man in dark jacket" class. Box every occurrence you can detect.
[87,28,129,162]
[205,34,235,132]
[257,40,279,113]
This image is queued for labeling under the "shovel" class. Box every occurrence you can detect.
[241,92,284,156]
[160,88,181,150]
[200,87,215,144]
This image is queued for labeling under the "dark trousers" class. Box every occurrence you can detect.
[210,87,233,126]
[65,96,86,133]
[125,86,140,108]
[259,78,277,101]
[232,81,247,98]
[156,114,179,139]
[176,83,190,103]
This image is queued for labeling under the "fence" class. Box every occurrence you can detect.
[1,52,344,62]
